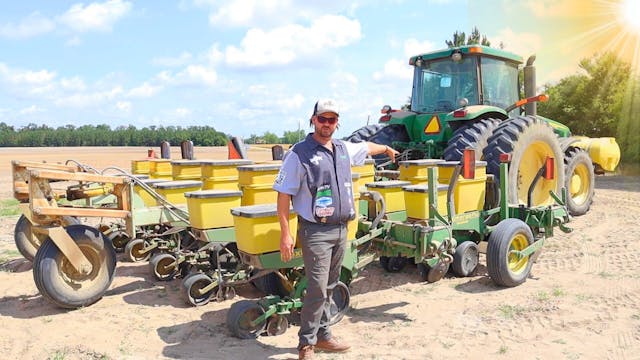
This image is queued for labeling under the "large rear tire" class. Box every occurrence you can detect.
[344,124,386,143]
[444,118,501,161]
[486,218,534,287]
[483,116,565,206]
[32,224,117,308]
[564,147,594,216]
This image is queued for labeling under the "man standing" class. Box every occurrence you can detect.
[273,99,399,360]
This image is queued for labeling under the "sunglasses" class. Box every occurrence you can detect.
[317,115,338,124]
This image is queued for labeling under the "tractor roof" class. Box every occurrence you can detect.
[409,45,523,64]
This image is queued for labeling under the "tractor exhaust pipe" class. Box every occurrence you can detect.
[524,55,536,116]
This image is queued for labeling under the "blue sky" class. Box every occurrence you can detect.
[0,0,630,139]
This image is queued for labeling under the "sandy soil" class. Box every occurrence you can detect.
[0,147,639,360]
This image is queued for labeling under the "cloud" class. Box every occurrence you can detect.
[55,86,123,108]
[127,82,162,98]
[372,38,432,82]
[174,107,192,117]
[58,0,132,32]
[156,65,217,87]
[0,12,55,39]
[152,52,193,67]
[116,100,131,113]
[0,63,57,85]
[19,105,46,115]
[525,0,591,18]
[492,28,542,59]
[225,15,361,68]
[208,0,293,27]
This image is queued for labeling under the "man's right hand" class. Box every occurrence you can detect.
[280,234,295,262]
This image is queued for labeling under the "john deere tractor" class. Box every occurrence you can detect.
[348,45,620,215]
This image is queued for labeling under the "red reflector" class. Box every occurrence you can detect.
[379,115,391,122]
[462,149,476,179]
[499,153,511,163]
[544,157,555,180]
[453,109,467,118]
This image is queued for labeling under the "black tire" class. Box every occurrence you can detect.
[486,218,534,287]
[483,116,565,207]
[380,256,407,272]
[14,215,47,262]
[150,253,178,281]
[564,147,595,216]
[344,124,386,143]
[32,224,117,309]
[183,273,214,306]
[124,238,150,262]
[107,230,130,252]
[452,241,479,277]
[326,281,350,326]
[444,118,501,161]
[227,300,266,339]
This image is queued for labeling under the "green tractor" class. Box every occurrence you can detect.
[347,45,621,215]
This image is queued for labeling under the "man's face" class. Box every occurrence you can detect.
[312,112,339,139]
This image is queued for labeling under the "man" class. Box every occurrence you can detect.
[273,98,399,360]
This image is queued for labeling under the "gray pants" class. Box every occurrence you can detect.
[297,219,347,349]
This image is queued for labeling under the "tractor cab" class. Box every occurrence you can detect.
[410,46,521,114]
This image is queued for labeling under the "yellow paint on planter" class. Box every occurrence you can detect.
[237,163,281,206]
[437,161,487,214]
[131,160,150,174]
[403,183,449,220]
[171,159,203,180]
[398,159,444,184]
[232,204,297,254]
[201,160,254,190]
[185,189,242,229]
[365,180,411,213]
[153,180,202,205]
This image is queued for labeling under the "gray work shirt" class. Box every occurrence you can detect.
[273,140,369,223]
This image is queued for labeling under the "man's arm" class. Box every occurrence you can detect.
[366,142,400,163]
[277,191,295,262]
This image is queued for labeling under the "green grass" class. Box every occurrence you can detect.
[498,304,526,319]
[0,199,20,217]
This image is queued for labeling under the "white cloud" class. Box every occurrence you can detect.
[0,12,55,39]
[225,15,361,68]
[19,105,46,115]
[55,86,123,108]
[373,58,412,81]
[208,0,293,27]
[59,0,132,32]
[0,63,57,85]
[403,39,436,57]
[116,101,131,112]
[152,52,193,67]
[127,82,162,97]
[175,107,192,117]
[156,65,217,87]
[372,38,436,82]
[492,28,542,60]
[60,77,87,91]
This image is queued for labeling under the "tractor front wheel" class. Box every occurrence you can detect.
[486,218,534,287]
[564,147,595,216]
[32,224,116,308]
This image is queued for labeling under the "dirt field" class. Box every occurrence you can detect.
[0,147,639,360]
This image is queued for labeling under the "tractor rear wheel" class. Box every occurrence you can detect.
[486,218,534,287]
[444,118,501,161]
[344,124,386,142]
[483,116,565,206]
[32,224,116,308]
[564,147,594,216]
